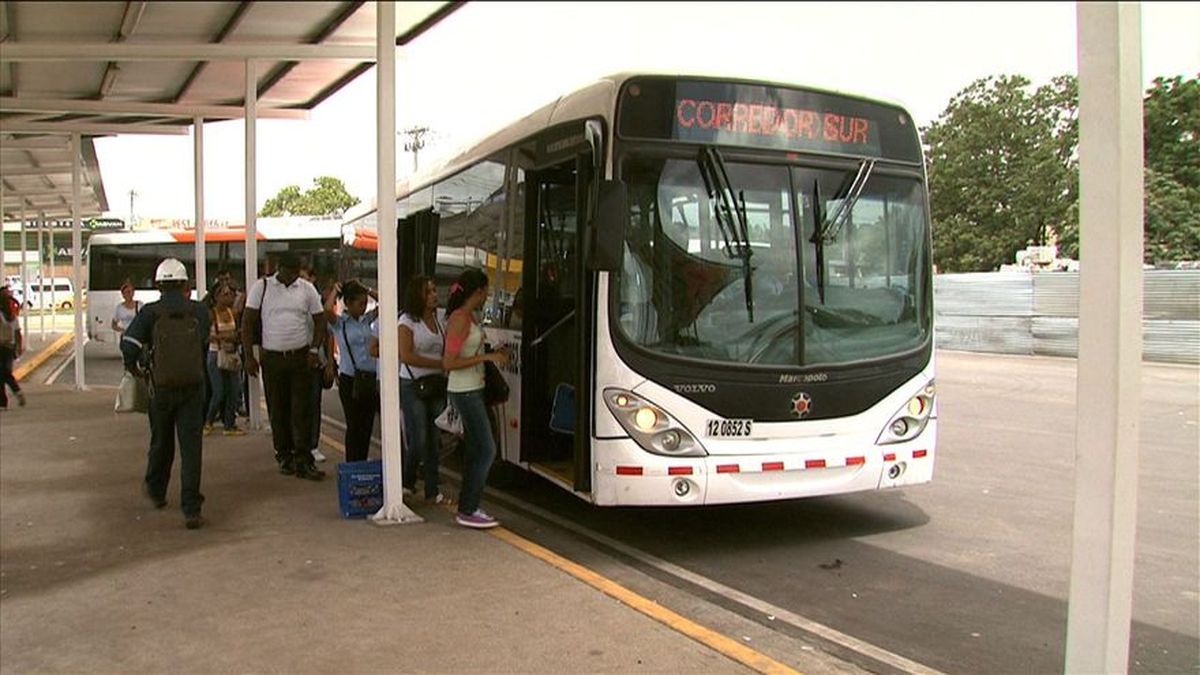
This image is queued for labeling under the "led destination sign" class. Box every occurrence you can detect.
[675,97,876,151]
[618,78,922,163]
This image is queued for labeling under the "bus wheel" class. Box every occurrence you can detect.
[61,301,72,310]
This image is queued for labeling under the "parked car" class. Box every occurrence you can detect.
[24,277,81,310]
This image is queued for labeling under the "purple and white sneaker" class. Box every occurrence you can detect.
[455,509,499,529]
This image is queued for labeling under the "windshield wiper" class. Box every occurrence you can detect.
[818,159,875,242]
[698,146,755,322]
[808,159,876,305]
[810,178,827,305]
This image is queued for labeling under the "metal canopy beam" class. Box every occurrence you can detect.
[0,96,310,120]
[0,42,376,62]
[0,164,74,175]
[0,121,188,135]
[0,137,71,149]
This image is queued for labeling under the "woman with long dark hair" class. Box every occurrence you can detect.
[396,275,449,502]
[203,280,244,435]
[442,269,509,528]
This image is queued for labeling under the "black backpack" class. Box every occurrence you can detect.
[151,305,204,388]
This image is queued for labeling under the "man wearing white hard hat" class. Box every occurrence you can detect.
[120,258,212,530]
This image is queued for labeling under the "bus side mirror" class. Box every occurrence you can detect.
[588,180,626,272]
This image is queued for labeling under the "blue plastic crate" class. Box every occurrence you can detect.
[337,460,383,519]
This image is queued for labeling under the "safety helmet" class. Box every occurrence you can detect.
[155,258,189,282]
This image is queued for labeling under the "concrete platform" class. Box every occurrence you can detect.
[0,338,865,674]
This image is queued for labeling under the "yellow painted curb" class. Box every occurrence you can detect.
[13,332,75,382]
[489,527,802,675]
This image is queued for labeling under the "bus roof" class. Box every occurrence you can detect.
[87,219,342,246]
[342,72,918,226]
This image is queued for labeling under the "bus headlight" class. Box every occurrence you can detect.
[877,381,935,445]
[604,387,706,457]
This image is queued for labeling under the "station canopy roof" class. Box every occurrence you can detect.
[0,1,461,222]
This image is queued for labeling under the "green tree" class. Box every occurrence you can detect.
[1142,75,1199,264]
[259,176,360,218]
[259,184,305,217]
[923,75,1078,272]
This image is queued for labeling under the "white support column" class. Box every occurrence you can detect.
[1064,3,1144,673]
[36,215,45,339]
[245,59,263,430]
[70,132,86,390]
[194,116,207,299]
[48,215,55,323]
[19,206,28,338]
[371,0,420,525]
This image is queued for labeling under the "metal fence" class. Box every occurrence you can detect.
[934,270,1199,365]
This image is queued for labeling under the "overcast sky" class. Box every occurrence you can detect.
[94,1,1200,223]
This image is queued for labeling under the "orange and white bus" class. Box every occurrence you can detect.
[86,219,341,342]
[342,73,937,506]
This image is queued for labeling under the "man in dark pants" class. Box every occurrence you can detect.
[121,259,211,530]
[241,253,327,480]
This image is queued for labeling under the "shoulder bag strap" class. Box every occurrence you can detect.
[341,319,358,372]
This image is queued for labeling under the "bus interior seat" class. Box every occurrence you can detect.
[549,382,575,435]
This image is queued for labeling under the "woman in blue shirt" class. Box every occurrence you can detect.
[324,279,379,462]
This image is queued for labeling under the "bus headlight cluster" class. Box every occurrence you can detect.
[877,381,936,445]
[604,387,706,457]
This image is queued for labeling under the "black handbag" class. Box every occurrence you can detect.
[406,364,447,401]
[483,359,509,405]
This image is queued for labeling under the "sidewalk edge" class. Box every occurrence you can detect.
[13,332,74,381]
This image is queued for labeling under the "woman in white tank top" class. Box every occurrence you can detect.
[397,275,448,502]
[443,269,510,529]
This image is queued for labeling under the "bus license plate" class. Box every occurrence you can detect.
[705,418,753,438]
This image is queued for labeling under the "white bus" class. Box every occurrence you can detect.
[86,220,342,342]
[343,73,937,506]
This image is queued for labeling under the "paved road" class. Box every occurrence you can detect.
[72,344,1199,672]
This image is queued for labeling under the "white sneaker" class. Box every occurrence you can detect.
[311,448,327,463]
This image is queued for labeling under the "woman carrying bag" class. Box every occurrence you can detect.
[395,275,450,504]
[326,279,379,463]
[442,269,509,529]
[204,281,245,435]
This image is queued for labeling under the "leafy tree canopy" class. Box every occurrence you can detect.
[259,176,360,218]
[924,72,1198,271]
[922,75,1078,272]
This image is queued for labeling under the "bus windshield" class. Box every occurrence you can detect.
[616,155,930,367]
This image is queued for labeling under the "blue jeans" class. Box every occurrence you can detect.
[205,351,242,430]
[147,382,205,517]
[401,379,443,498]
[449,390,495,515]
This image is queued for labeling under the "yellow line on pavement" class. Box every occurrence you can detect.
[13,332,74,382]
[319,432,346,458]
[488,526,802,675]
[320,420,792,672]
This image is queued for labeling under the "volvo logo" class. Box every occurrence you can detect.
[674,383,717,394]
[790,392,813,418]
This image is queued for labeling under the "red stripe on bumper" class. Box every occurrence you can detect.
[762,461,785,472]
[668,466,693,476]
[913,449,928,458]
[716,464,740,473]
[846,456,866,466]
[616,466,643,476]
[805,459,827,469]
